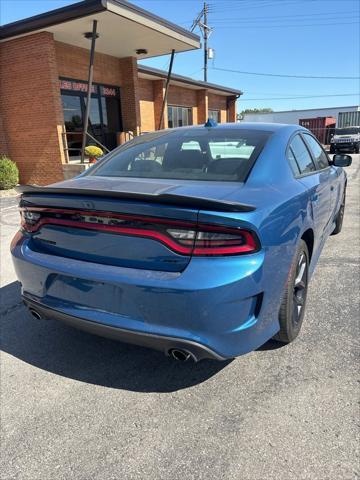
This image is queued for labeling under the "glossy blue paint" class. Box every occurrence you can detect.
[11,123,347,359]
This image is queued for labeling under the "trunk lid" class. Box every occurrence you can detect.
[20,177,254,272]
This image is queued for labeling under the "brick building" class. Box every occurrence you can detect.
[0,0,242,185]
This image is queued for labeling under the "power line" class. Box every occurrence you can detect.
[243,90,359,96]
[209,11,359,22]
[211,67,360,80]
[214,21,359,29]
[182,16,357,26]
[209,1,308,11]
[211,17,356,25]
[240,93,360,101]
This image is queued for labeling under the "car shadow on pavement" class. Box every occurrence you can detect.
[1,281,233,392]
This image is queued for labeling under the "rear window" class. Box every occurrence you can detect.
[90,128,271,182]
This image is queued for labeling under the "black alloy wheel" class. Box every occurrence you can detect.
[331,190,346,235]
[273,240,309,344]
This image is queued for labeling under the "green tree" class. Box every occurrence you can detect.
[238,108,273,120]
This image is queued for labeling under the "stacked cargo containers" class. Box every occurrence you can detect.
[337,111,360,128]
[299,117,336,144]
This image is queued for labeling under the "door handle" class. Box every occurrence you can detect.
[330,186,335,191]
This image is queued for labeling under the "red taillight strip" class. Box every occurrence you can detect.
[20,207,259,256]
[21,217,193,255]
[19,207,194,228]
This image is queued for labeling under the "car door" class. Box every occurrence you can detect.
[302,133,340,227]
[288,133,330,241]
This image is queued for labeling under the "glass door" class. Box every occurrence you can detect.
[61,94,83,158]
[101,96,121,151]
[83,96,104,148]
[60,78,122,159]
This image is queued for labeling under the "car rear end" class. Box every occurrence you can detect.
[11,126,278,360]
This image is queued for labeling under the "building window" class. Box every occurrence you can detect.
[60,77,121,159]
[208,109,220,123]
[168,106,193,128]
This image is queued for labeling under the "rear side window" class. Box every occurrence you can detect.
[302,133,329,170]
[287,147,300,175]
[90,129,272,182]
[289,134,316,175]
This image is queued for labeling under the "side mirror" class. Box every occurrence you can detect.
[332,154,352,167]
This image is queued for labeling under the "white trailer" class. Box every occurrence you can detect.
[241,105,360,127]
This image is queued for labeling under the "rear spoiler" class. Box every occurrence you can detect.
[17,185,256,213]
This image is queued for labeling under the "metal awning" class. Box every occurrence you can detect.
[0,0,200,58]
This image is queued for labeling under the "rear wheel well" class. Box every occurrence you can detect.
[301,229,314,262]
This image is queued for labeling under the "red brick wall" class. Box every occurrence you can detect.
[166,87,233,125]
[208,93,227,110]
[167,85,197,107]
[208,93,228,123]
[55,41,122,86]
[196,89,208,124]
[138,78,155,132]
[153,80,167,130]
[0,32,64,185]
[227,96,237,123]
[0,108,9,156]
[118,57,140,133]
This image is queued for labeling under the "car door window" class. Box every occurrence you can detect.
[302,133,329,170]
[289,134,316,175]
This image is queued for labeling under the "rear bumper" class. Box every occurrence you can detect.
[23,297,225,361]
[12,233,287,359]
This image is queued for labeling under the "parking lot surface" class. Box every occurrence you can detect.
[1,156,359,480]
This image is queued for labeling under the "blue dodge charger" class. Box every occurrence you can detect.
[11,122,352,361]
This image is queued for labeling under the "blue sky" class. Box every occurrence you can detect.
[1,0,359,112]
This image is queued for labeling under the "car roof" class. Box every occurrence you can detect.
[168,122,305,134]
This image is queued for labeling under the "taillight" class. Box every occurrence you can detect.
[166,227,258,255]
[194,228,257,255]
[21,210,41,228]
[20,208,259,256]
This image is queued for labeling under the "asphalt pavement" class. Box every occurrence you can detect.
[1,156,359,480]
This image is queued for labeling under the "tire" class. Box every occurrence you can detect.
[273,240,309,344]
[330,144,335,154]
[331,189,346,235]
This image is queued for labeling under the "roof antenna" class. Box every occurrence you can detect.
[204,118,217,127]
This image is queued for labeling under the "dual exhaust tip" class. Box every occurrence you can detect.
[28,308,43,321]
[28,307,196,362]
[168,348,195,362]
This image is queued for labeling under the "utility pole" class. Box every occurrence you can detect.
[203,2,208,82]
[191,2,212,83]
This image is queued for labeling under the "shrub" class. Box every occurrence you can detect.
[0,156,19,190]
[84,145,103,158]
